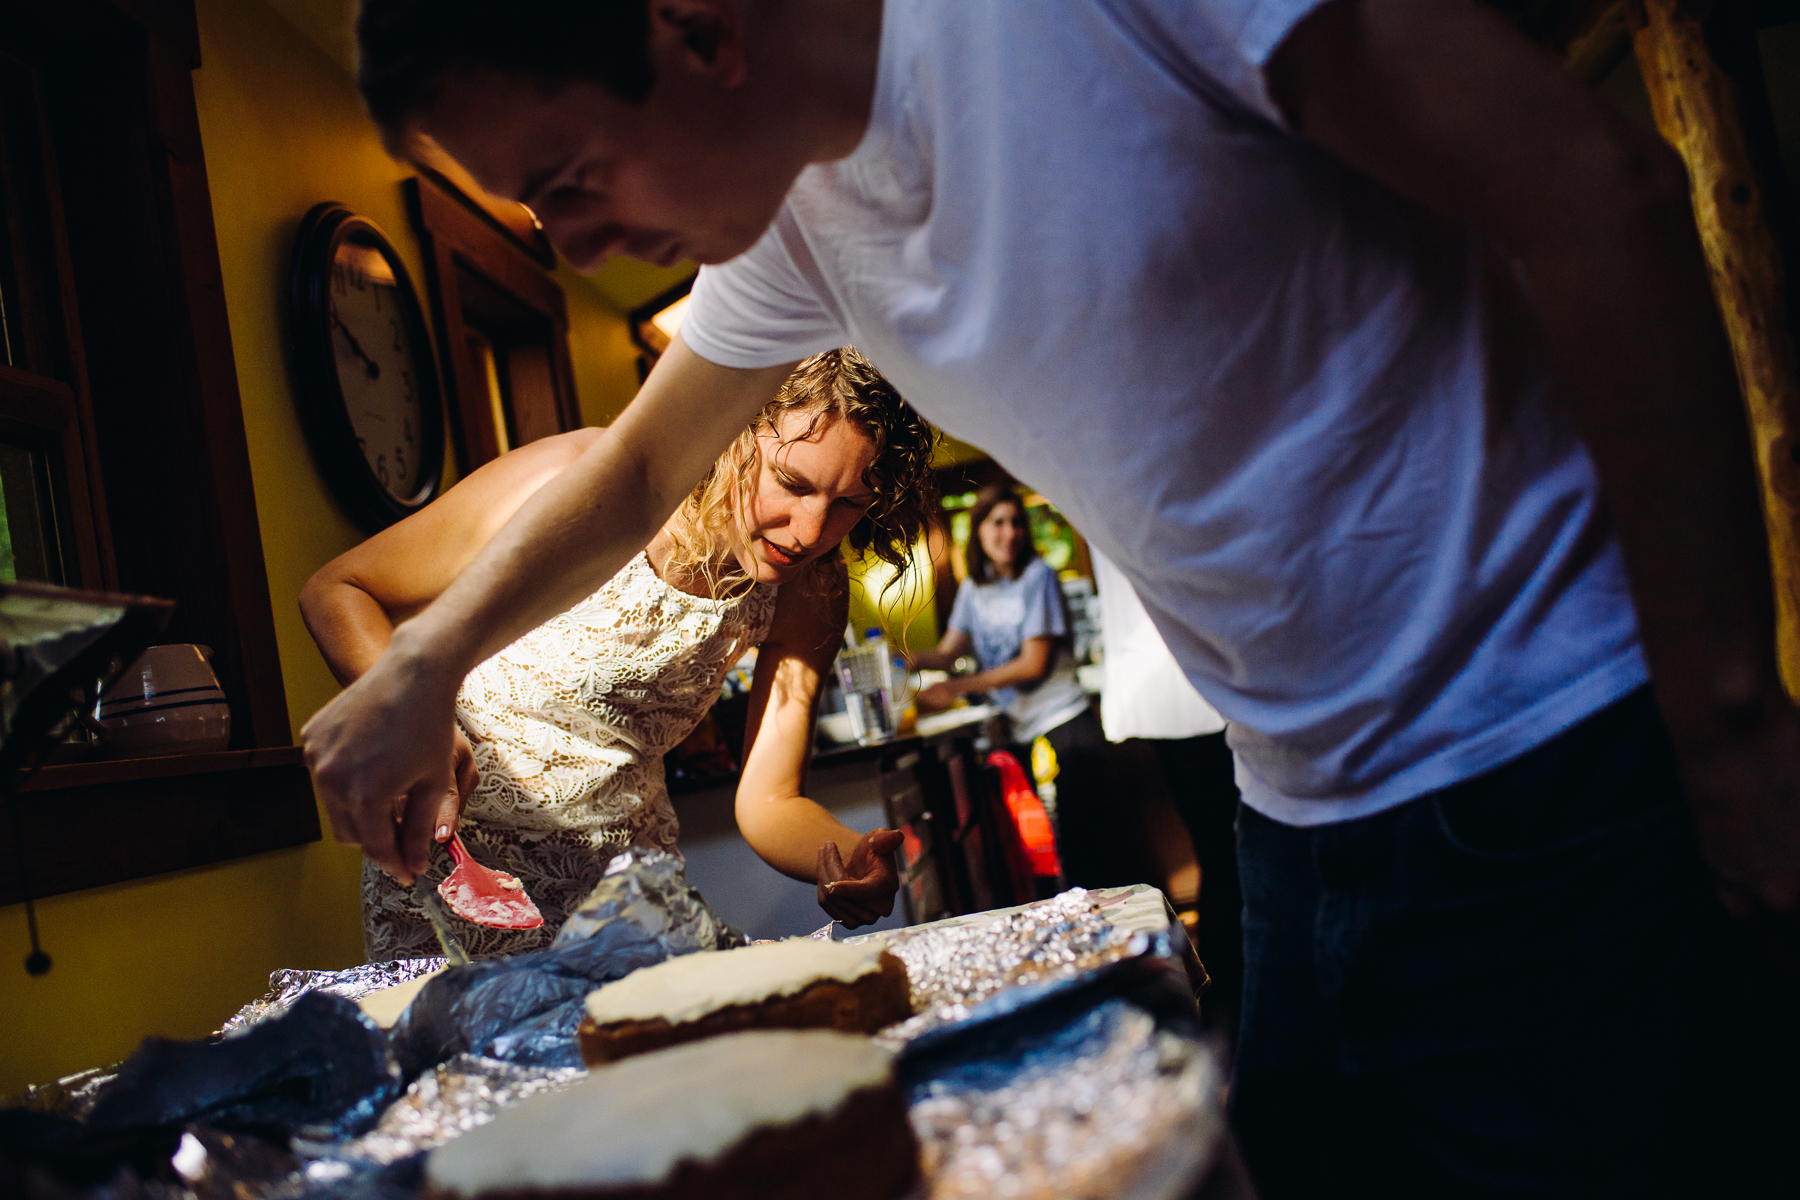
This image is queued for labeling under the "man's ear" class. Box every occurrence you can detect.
[650,0,750,87]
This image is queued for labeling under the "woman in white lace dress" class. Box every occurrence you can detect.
[302,349,937,959]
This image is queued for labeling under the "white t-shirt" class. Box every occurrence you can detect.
[946,557,1092,743]
[682,0,1647,825]
[1092,550,1225,743]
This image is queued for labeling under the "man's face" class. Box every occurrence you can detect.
[418,68,801,269]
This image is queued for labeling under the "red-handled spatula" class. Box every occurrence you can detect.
[438,833,544,930]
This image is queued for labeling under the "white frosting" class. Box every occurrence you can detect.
[357,971,441,1028]
[583,939,893,1027]
[426,1030,895,1194]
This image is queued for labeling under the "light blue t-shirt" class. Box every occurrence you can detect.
[681,0,1647,825]
[947,558,1092,742]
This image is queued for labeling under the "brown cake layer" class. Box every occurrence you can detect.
[577,951,912,1066]
[423,1080,919,1200]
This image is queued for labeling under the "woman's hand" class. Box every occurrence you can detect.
[917,680,959,711]
[817,828,905,927]
[432,726,481,843]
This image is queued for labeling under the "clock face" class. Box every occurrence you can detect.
[290,203,445,531]
[329,240,429,501]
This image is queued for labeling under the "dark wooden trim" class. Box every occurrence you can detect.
[18,745,305,791]
[0,748,319,904]
[99,0,201,68]
[139,23,291,748]
[626,273,697,380]
[416,164,558,269]
[26,0,291,749]
[0,49,116,590]
[28,56,116,590]
[407,174,580,472]
[0,365,107,587]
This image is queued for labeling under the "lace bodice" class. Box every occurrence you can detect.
[363,553,777,960]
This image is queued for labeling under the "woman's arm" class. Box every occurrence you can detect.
[917,635,1055,710]
[928,636,1051,705]
[736,559,903,927]
[902,627,972,673]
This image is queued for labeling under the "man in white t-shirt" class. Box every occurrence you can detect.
[311,0,1800,1191]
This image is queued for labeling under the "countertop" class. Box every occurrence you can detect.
[667,704,998,796]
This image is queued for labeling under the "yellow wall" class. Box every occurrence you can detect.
[0,0,645,1094]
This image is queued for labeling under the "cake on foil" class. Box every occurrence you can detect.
[577,939,911,1065]
[423,1030,918,1200]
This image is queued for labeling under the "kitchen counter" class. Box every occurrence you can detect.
[810,703,1000,769]
[670,704,1007,939]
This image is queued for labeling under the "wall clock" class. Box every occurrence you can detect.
[289,202,445,531]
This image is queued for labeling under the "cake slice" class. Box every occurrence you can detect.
[423,1030,918,1200]
[577,939,911,1065]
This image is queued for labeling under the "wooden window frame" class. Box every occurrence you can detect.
[0,40,111,592]
[0,0,317,905]
[406,174,580,472]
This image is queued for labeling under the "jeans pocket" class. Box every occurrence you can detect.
[1429,785,1682,863]
[1428,691,1689,862]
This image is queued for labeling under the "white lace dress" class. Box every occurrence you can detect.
[362,552,778,961]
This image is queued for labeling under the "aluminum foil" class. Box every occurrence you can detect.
[291,885,1216,1198]
[21,884,1217,1200]
[908,999,1223,1200]
[220,958,447,1037]
[302,1055,586,1167]
[863,886,1183,1047]
[4,1062,122,1122]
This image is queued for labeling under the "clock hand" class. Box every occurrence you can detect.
[332,314,381,379]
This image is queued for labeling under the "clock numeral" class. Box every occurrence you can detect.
[376,454,389,487]
[403,417,415,446]
[391,317,403,351]
[395,445,407,482]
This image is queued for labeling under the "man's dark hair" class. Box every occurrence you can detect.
[356,0,655,145]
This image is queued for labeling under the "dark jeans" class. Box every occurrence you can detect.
[1150,732,1244,1042]
[1232,687,1799,1199]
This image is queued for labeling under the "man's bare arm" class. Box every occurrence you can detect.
[1269,0,1800,913]
[300,428,604,685]
[302,335,796,883]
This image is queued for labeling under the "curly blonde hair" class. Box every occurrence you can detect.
[661,348,938,596]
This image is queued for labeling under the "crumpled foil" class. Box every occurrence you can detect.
[386,849,747,1076]
[5,1063,123,1122]
[551,847,748,953]
[18,884,1218,1200]
[221,959,447,1038]
[89,993,403,1144]
[302,1055,585,1167]
[907,999,1223,1200]
[864,887,1187,1049]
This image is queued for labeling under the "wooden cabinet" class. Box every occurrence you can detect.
[0,0,318,902]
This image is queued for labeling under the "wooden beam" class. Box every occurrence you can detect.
[1635,0,1800,694]
[0,749,318,905]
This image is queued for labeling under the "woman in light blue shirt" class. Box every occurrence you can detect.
[907,485,1108,886]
